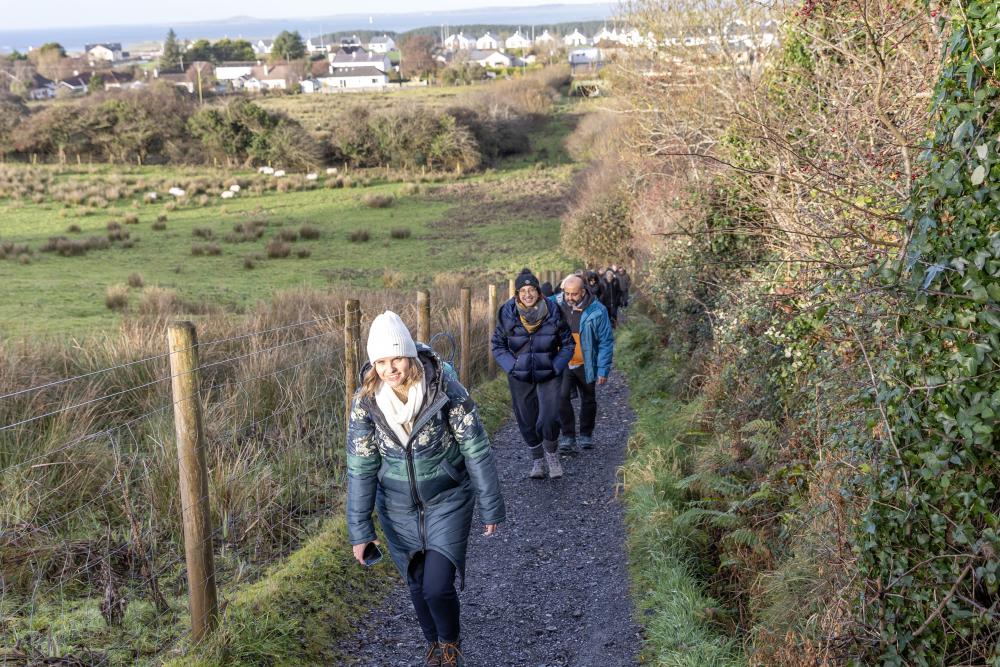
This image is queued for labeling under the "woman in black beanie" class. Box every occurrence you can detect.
[491,268,574,478]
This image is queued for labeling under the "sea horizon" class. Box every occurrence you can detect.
[0,3,616,53]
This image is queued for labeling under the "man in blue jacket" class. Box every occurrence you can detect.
[492,268,575,479]
[555,274,614,453]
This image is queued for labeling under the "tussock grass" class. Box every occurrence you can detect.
[362,193,394,209]
[618,314,745,666]
[347,230,370,243]
[389,227,411,240]
[104,284,129,311]
[265,239,291,258]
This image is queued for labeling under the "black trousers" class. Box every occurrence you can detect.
[559,365,597,438]
[507,375,561,453]
[407,550,460,644]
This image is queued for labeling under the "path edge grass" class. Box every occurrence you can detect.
[168,375,511,666]
[618,313,745,666]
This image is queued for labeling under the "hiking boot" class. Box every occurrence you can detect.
[424,641,442,667]
[529,458,546,479]
[439,640,464,667]
[558,434,578,454]
[544,450,563,478]
[578,434,594,450]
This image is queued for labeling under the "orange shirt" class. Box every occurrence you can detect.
[569,332,584,367]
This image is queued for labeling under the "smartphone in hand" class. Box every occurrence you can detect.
[362,542,383,566]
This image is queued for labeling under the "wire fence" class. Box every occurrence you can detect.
[0,281,517,666]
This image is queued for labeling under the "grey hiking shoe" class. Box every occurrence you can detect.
[544,450,563,478]
[558,434,578,454]
[579,434,594,450]
[529,458,546,479]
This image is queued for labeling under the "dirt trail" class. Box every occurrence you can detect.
[338,374,641,667]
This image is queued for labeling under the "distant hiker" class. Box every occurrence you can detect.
[555,275,614,454]
[585,270,604,302]
[491,268,574,479]
[540,280,554,298]
[615,266,631,309]
[599,267,621,326]
[347,311,505,667]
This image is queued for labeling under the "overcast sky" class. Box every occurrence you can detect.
[6,0,608,30]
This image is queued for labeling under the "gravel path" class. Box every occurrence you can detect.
[338,374,641,667]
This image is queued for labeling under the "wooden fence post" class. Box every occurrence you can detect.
[417,290,431,344]
[460,287,472,387]
[508,278,516,300]
[344,299,361,424]
[166,321,218,644]
[487,284,498,377]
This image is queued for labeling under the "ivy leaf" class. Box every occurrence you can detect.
[976,143,989,159]
[972,164,987,185]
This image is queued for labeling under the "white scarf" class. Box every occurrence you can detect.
[375,378,424,446]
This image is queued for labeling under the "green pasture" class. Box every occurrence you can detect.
[0,165,572,340]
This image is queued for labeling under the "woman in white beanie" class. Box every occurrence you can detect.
[346,310,506,667]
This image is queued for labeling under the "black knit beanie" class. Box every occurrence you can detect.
[514,268,540,291]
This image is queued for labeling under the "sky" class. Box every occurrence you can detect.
[4,0,611,31]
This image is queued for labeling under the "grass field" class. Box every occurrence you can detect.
[0,83,588,340]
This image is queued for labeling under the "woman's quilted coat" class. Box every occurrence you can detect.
[346,346,505,583]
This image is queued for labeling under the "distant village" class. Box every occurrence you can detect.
[0,21,780,100]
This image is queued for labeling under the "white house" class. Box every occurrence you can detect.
[328,47,391,73]
[505,29,532,50]
[253,39,274,56]
[534,30,556,47]
[443,32,473,51]
[300,77,322,93]
[244,63,299,92]
[85,43,123,62]
[367,34,396,54]
[569,47,603,72]
[592,27,617,44]
[469,49,511,69]
[318,66,389,90]
[476,32,499,51]
[215,62,255,82]
[306,38,329,55]
[619,28,644,47]
[563,29,588,47]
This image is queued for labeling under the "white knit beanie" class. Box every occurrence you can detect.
[367,310,417,363]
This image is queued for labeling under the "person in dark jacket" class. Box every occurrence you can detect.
[555,275,615,453]
[540,281,554,298]
[599,267,620,326]
[585,270,604,302]
[347,311,505,667]
[491,268,574,479]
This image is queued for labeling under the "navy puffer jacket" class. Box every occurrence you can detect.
[491,296,574,384]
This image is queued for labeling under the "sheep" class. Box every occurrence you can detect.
[168,187,186,197]
[274,170,286,178]
[306,173,318,181]
[229,184,241,193]
[221,191,235,199]
[326,167,339,175]
[260,166,275,175]
[145,192,158,201]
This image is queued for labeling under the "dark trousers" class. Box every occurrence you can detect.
[559,365,597,437]
[508,375,561,455]
[407,550,460,644]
